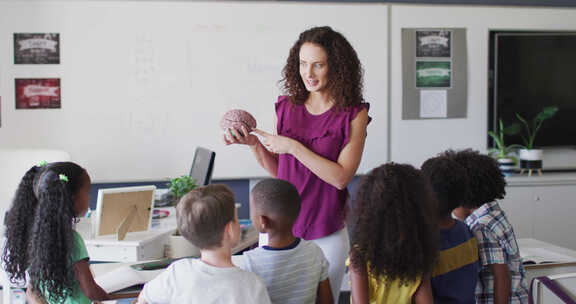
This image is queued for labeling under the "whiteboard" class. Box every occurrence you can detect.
[0,1,389,182]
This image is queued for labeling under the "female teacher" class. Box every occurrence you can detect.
[224,26,370,303]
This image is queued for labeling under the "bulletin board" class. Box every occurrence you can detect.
[401,28,468,119]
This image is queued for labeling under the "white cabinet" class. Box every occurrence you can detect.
[500,186,535,239]
[499,173,576,251]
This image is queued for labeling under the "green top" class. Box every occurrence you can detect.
[44,230,91,304]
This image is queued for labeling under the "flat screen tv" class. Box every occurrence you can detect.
[489,31,576,148]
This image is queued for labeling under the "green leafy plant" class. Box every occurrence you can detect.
[515,106,559,149]
[488,119,522,159]
[168,175,197,203]
[166,176,197,237]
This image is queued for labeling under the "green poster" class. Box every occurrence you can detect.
[416,61,451,88]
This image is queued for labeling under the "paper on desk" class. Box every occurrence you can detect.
[520,247,575,264]
[95,265,165,293]
[420,90,447,118]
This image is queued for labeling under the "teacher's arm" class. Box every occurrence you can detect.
[255,108,368,190]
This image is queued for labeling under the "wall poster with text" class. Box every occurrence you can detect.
[416,61,451,88]
[416,30,451,58]
[14,33,60,64]
[15,78,61,109]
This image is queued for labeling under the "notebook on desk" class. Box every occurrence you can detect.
[95,264,165,294]
[522,247,575,265]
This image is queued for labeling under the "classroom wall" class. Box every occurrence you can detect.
[389,4,576,166]
[0,1,389,182]
[1,1,576,183]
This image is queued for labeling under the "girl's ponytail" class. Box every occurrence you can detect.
[2,165,41,283]
[28,169,76,301]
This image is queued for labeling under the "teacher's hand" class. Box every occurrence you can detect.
[253,129,296,154]
[223,125,259,147]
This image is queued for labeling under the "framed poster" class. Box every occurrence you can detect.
[416,61,451,88]
[15,78,61,109]
[14,33,60,64]
[416,30,451,58]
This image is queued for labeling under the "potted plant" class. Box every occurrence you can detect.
[169,175,197,204]
[488,119,522,175]
[515,106,559,175]
[167,176,200,258]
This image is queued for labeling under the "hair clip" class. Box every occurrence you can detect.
[37,160,48,167]
[59,174,69,182]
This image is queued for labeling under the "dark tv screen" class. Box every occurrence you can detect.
[490,32,576,147]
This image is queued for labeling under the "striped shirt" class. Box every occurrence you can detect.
[432,220,480,303]
[465,201,529,304]
[239,239,329,304]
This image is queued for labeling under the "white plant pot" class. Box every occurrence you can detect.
[519,149,543,170]
[519,149,543,161]
[168,234,200,258]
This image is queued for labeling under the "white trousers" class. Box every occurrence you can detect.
[312,228,350,304]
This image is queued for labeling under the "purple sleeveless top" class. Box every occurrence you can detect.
[275,96,370,240]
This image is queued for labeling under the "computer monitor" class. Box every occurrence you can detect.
[189,147,215,186]
[94,185,156,238]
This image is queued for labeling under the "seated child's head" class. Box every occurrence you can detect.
[176,184,239,250]
[250,179,301,234]
[349,163,438,285]
[421,155,468,219]
[441,149,506,209]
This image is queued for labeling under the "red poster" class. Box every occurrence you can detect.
[15,78,61,109]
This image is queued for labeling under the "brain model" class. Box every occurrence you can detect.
[220,109,257,132]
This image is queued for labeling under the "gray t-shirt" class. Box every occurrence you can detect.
[141,258,271,304]
[238,239,329,304]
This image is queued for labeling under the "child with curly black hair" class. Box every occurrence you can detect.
[421,156,479,303]
[348,163,438,304]
[2,162,119,304]
[442,149,529,304]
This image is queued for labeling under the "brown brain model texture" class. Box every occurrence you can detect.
[220,109,257,132]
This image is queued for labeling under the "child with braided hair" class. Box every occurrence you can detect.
[2,162,124,303]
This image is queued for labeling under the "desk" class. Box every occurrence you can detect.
[91,227,259,298]
[519,238,576,283]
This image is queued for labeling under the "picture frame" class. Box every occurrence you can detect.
[416,61,452,88]
[416,30,452,58]
[14,33,60,64]
[15,78,61,109]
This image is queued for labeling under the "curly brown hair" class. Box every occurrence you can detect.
[441,149,507,209]
[349,163,439,286]
[280,26,364,108]
[421,156,469,218]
